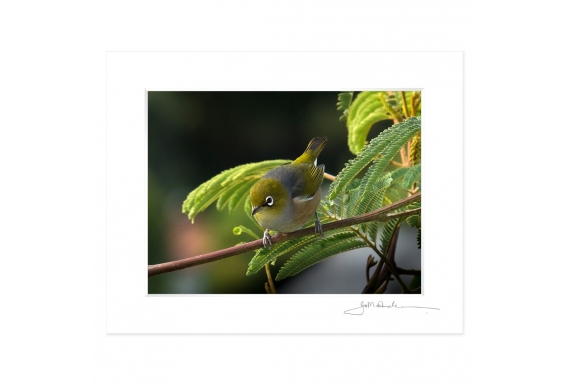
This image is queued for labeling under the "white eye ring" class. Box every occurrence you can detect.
[266,196,274,206]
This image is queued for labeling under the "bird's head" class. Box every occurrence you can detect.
[250,178,288,219]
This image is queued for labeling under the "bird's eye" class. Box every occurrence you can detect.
[265,196,274,206]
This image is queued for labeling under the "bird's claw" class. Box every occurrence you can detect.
[315,213,324,237]
[262,229,273,249]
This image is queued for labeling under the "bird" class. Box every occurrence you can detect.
[250,137,327,249]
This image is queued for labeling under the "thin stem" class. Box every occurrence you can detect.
[366,255,377,282]
[400,91,409,118]
[265,263,277,294]
[357,228,409,293]
[386,207,421,219]
[374,276,390,294]
[413,93,421,113]
[148,193,421,277]
[400,146,408,167]
[392,186,420,195]
[390,160,404,168]
[410,92,419,117]
[323,172,336,181]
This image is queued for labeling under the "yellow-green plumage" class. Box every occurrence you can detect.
[250,137,327,247]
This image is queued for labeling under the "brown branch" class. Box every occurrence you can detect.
[148,192,421,278]
[374,276,391,294]
[366,255,377,282]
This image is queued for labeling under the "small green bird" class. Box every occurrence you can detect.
[250,137,327,248]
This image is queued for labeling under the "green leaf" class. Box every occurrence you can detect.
[233,225,259,240]
[216,178,257,212]
[379,218,400,257]
[389,166,411,181]
[402,164,421,190]
[406,213,421,249]
[406,214,420,228]
[276,232,367,280]
[246,205,342,276]
[409,275,421,291]
[247,236,316,276]
[343,188,362,219]
[329,116,421,200]
[366,221,379,244]
[356,174,392,214]
[182,159,289,222]
[321,178,360,220]
[378,93,402,121]
[355,175,392,235]
[336,92,353,121]
[358,117,421,199]
[416,227,421,248]
[346,91,392,154]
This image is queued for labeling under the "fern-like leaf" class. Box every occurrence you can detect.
[379,218,400,257]
[402,164,421,190]
[343,188,362,219]
[389,166,411,181]
[409,131,421,165]
[355,174,392,215]
[182,159,289,222]
[406,214,420,228]
[247,236,317,276]
[216,178,257,212]
[355,174,392,235]
[378,92,403,121]
[406,209,421,249]
[367,221,379,244]
[246,226,345,276]
[337,92,354,121]
[329,117,421,200]
[416,227,421,249]
[276,232,367,280]
[409,274,421,291]
[358,117,421,199]
[346,92,392,154]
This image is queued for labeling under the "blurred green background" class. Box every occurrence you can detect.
[148,91,419,294]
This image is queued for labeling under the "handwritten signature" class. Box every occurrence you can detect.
[344,301,440,315]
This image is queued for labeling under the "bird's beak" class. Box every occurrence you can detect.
[251,206,262,216]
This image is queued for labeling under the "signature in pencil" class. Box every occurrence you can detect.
[344,301,440,315]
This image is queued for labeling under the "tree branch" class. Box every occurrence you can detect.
[148,192,421,278]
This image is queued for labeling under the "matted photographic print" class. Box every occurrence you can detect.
[106,52,462,333]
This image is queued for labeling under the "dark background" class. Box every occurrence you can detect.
[148,91,419,294]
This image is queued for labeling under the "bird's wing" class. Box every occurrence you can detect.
[291,164,325,201]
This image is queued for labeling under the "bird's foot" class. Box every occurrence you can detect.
[315,213,324,237]
[262,229,273,249]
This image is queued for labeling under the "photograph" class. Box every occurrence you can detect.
[148,91,422,294]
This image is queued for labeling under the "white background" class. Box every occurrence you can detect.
[2,1,568,384]
[107,52,462,333]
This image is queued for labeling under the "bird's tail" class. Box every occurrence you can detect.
[294,137,327,165]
